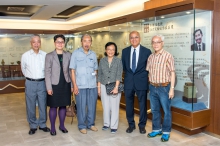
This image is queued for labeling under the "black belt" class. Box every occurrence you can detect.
[26,77,45,81]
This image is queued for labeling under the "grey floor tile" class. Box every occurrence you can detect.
[0,92,220,146]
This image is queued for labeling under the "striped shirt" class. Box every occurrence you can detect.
[146,49,175,83]
[21,49,46,79]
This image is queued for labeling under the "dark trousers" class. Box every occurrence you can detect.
[124,89,147,128]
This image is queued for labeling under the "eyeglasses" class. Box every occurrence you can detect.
[130,36,139,40]
[151,41,163,45]
[106,49,115,51]
[55,41,65,44]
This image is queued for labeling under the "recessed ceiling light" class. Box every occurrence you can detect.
[161,16,165,18]
[186,11,191,14]
[119,28,121,29]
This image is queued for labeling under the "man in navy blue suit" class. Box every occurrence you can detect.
[122,31,151,134]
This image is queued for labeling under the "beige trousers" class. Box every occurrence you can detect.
[101,84,121,129]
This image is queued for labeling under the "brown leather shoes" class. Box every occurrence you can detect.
[90,126,98,132]
[79,129,87,134]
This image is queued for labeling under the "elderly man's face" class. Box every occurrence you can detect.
[81,36,92,51]
[30,36,41,52]
[195,31,203,44]
[129,32,141,48]
[151,36,164,52]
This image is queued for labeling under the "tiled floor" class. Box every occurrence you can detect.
[0,93,220,146]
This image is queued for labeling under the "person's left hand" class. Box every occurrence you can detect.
[169,89,174,99]
[111,87,118,95]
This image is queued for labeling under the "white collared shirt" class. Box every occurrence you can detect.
[130,45,140,69]
[21,49,46,79]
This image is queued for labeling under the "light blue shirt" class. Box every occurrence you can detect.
[69,47,98,89]
[130,45,140,69]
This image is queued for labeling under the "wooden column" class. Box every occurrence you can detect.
[206,0,220,135]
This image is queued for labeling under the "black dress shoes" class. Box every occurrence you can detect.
[39,127,50,132]
[29,128,37,135]
[139,127,146,134]
[126,126,136,133]
[59,127,68,133]
[50,131,56,136]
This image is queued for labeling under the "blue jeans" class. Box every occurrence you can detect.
[149,84,172,134]
[75,88,98,130]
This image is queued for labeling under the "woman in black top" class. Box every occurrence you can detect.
[45,34,72,136]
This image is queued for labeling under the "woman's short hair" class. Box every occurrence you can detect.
[104,42,119,56]
[54,34,65,42]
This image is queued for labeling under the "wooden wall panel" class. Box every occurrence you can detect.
[172,112,193,128]
[144,0,213,11]
[144,0,186,10]
[0,80,25,94]
[206,0,220,135]
[208,74,220,134]
[194,0,214,10]
[155,4,193,16]
[213,2,220,74]
[193,109,211,128]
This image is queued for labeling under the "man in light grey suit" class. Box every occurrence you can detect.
[21,34,50,135]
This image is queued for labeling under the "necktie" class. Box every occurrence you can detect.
[198,44,201,51]
[132,49,136,73]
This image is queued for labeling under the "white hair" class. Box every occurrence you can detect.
[30,34,41,41]
[81,34,92,42]
[152,34,165,41]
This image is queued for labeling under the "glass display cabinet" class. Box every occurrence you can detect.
[70,0,213,135]
[0,0,214,135]
[0,34,72,94]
